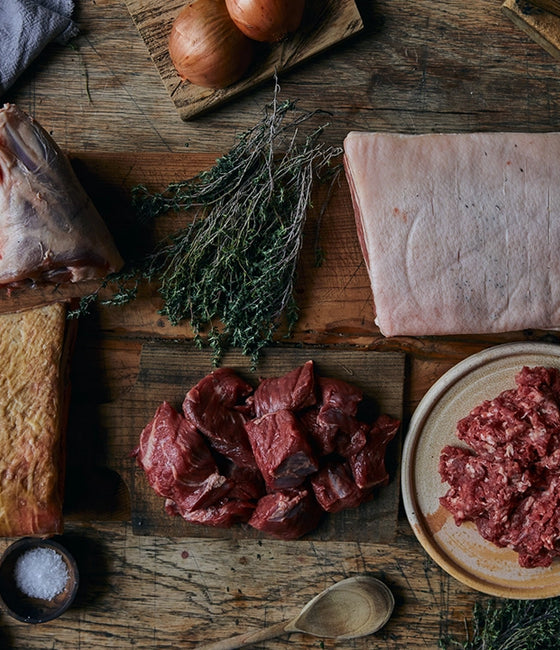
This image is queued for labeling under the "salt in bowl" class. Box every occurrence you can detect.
[0,537,79,623]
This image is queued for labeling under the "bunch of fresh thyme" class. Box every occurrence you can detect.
[72,83,341,365]
[440,596,560,650]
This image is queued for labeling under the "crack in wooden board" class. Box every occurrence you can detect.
[102,343,405,542]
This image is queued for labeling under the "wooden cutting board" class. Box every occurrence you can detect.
[123,0,364,119]
[101,343,405,542]
[0,151,378,345]
[502,0,560,58]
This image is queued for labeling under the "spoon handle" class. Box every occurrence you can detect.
[195,619,293,650]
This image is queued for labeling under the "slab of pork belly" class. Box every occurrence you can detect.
[0,104,123,285]
[343,131,560,336]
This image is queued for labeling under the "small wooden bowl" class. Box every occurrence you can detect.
[0,537,79,623]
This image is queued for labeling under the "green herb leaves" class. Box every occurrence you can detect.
[441,596,560,650]
[71,84,341,366]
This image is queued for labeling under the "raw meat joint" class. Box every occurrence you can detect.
[0,103,123,287]
[344,131,560,337]
[0,303,73,537]
[439,366,560,568]
[134,360,400,539]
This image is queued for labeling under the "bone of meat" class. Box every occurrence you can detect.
[0,103,123,286]
[343,131,560,336]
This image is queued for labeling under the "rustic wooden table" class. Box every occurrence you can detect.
[2,0,560,648]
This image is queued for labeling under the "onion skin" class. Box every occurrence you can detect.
[169,0,255,89]
[224,0,306,42]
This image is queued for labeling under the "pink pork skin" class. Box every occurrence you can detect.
[344,131,560,337]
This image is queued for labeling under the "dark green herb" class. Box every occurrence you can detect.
[440,596,560,650]
[71,83,341,366]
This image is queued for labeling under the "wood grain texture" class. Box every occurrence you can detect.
[502,0,560,58]
[102,344,405,541]
[2,0,560,647]
[123,0,363,119]
[0,520,478,649]
[6,0,560,154]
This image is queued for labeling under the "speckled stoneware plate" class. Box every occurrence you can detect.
[402,342,560,599]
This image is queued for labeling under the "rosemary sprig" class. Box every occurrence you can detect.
[440,596,560,650]
[71,84,341,366]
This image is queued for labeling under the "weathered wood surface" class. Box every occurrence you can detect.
[0,520,474,649]
[123,0,363,119]
[6,0,560,154]
[103,344,405,541]
[1,0,560,647]
[502,0,560,59]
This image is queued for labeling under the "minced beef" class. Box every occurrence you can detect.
[439,365,560,568]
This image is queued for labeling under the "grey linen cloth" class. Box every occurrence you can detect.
[0,0,78,95]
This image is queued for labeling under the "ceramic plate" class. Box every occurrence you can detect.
[402,342,560,598]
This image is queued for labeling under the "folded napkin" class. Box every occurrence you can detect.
[0,0,78,96]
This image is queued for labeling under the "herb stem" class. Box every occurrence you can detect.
[71,82,341,367]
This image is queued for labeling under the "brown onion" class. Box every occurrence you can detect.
[169,0,255,89]
[224,0,306,42]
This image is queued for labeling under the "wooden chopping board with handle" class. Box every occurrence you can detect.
[101,342,405,542]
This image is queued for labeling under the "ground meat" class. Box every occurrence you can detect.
[439,365,560,568]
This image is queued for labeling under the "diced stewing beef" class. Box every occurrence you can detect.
[134,361,400,539]
[245,409,318,489]
[251,359,316,417]
[183,367,257,469]
[248,488,323,540]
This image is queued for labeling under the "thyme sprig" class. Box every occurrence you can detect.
[71,84,341,366]
[440,596,560,650]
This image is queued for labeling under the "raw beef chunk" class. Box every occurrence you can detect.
[249,488,323,539]
[311,462,366,513]
[349,414,399,490]
[221,463,265,501]
[133,401,232,512]
[183,368,257,468]
[252,360,316,417]
[245,409,318,489]
[317,376,362,415]
[134,401,256,528]
[166,498,256,528]
[303,377,366,456]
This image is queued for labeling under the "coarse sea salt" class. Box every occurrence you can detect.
[14,547,69,600]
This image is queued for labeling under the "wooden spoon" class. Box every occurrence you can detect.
[197,576,394,650]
